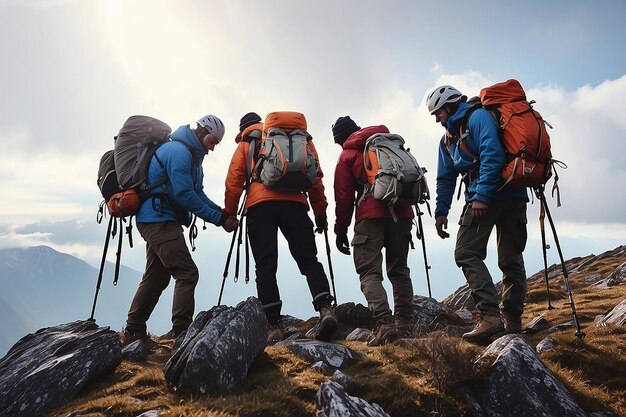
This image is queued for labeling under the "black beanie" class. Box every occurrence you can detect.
[332,116,360,145]
[239,112,262,132]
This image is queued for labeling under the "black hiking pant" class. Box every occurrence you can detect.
[246,201,332,322]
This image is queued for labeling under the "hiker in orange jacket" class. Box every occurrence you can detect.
[224,112,337,345]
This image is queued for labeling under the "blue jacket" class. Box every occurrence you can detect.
[136,124,226,226]
[435,102,528,218]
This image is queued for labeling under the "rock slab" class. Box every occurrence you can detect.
[163,296,267,394]
[0,320,121,417]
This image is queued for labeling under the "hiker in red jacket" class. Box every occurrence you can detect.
[332,116,415,346]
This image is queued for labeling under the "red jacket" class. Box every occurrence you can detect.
[333,125,414,235]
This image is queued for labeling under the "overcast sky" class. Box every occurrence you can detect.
[1,0,625,325]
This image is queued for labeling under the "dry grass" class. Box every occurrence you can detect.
[49,248,626,417]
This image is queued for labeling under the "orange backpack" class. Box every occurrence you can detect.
[253,111,319,192]
[477,79,554,189]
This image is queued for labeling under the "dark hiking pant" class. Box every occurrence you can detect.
[352,218,414,325]
[246,201,332,322]
[126,222,199,334]
[454,198,528,318]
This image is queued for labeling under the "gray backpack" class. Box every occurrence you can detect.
[255,128,319,192]
[362,133,429,220]
[113,115,172,191]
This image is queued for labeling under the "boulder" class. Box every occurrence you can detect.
[163,297,267,395]
[596,298,626,327]
[0,320,121,417]
[316,380,390,417]
[476,335,586,417]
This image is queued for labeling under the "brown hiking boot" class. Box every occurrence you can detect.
[267,321,285,345]
[395,317,413,338]
[367,323,398,347]
[462,313,504,340]
[120,329,158,351]
[501,311,522,334]
[315,304,338,341]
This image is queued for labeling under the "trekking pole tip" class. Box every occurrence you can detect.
[575,330,586,339]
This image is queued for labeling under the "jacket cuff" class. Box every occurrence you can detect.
[218,211,228,226]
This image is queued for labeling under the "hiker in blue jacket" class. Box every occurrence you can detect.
[122,115,238,348]
[427,85,528,340]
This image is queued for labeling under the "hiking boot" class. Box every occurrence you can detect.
[462,313,504,340]
[395,317,413,338]
[157,328,187,340]
[120,329,158,351]
[315,304,338,341]
[367,323,398,347]
[501,311,522,334]
[267,320,285,345]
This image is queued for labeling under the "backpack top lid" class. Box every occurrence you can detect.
[263,112,307,133]
[117,115,171,143]
[480,79,527,106]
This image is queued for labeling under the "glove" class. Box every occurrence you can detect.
[314,215,328,234]
[336,234,350,255]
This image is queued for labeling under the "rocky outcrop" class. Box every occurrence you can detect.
[316,380,390,417]
[475,335,586,417]
[163,297,267,395]
[596,298,626,327]
[279,339,353,368]
[0,320,121,417]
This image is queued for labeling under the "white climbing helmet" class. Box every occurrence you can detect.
[197,114,225,143]
[426,85,463,114]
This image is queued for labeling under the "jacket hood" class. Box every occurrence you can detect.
[342,125,390,150]
[236,122,264,143]
[171,124,205,155]
[447,102,474,135]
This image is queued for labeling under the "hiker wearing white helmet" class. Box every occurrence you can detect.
[197,114,226,144]
[427,84,529,341]
[122,114,238,349]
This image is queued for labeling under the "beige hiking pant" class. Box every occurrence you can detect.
[352,219,414,325]
[126,222,199,334]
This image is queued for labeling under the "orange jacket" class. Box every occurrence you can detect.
[224,123,328,217]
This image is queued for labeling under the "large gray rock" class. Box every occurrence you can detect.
[0,320,121,417]
[476,335,586,417]
[316,380,390,417]
[163,297,267,395]
[596,298,626,327]
[595,262,626,289]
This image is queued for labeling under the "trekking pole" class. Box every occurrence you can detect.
[538,194,555,310]
[415,205,432,298]
[89,215,114,321]
[218,192,248,306]
[323,229,338,305]
[538,188,585,338]
[244,215,250,284]
[234,209,245,282]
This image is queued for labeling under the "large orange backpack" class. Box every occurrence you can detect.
[253,111,319,192]
[477,79,554,189]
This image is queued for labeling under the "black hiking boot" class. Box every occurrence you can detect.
[315,304,338,341]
